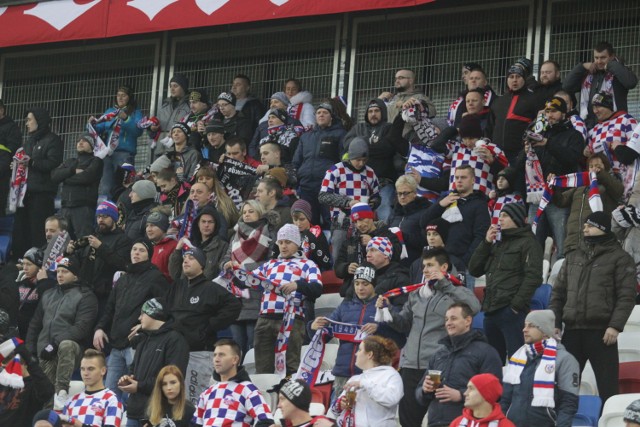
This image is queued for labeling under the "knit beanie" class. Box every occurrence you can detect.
[270,92,290,106]
[463,62,483,73]
[354,262,376,284]
[55,255,81,277]
[469,373,503,406]
[183,246,206,269]
[458,114,483,139]
[592,91,614,111]
[525,310,556,338]
[96,201,119,222]
[141,297,169,321]
[217,91,236,106]
[206,119,225,134]
[22,247,44,267]
[146,211,170,232]
[133,237,153,259]
[585,211,611,233]
[279,379,311,411]
[171,122,191,138]
[501,203,527,227]
[544,96,567,114]
[33,410,64,427]
[291,199,312,222]
[496,167,517,189]
[149,156,171,174]
[190,88,210,105]
[277,223,302,247]
[80,133,96,148]
[131,180,157,201]
[268,108,289,124]
[348,137,369,160]
[426,218,450,244]
[624,399,640,424]
[366,236,393,260]
[350,202,374,221]
[316,102,333,115]
[516,57,533,76]
[507,64,526,79]
[170,74,189,94]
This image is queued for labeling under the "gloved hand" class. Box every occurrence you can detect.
[15,344,37,365]
[40,343,58,361]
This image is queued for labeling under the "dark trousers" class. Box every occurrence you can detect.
[484,305,526,362]
[60,206,96,240]
[399,367,427,427]
[253,317,305,375]
[562,329,619,405]
[298,187,330,229]
[12,192,55,258]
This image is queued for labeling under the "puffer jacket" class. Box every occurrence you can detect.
[293,121,346,192]
[388,197,431,265]
[124,198,158,242]
[469,225,543,314]
[554,169,624,254]
[23,107,63,194]
[95,260,168,349]
[415,330,503,426]
[550,233,636,331]
[26,281,98,355]
[388,277,480,369]
[488,88,538,158]
[0,114,21,181]
[155,96,190,157]
[51,152,103,208]
[501,343,579,427]
[94,106,143,155]
[126,319,189,420]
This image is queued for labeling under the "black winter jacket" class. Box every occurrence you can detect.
[488,89,538,158]
[95,261,168,349]
[293,121,346,192]
[126,320,190,420]
[23,107,63,194]
[0,114,21,179]
[124,199,158,242]
[388,197,431,265]
[166,273,242,351]
[51,152,103,208]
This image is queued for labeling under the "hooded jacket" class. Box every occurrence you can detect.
[126,319,190,419]
[239,96,267,133]
[388,196,432,265]
[94,106,143,155]
[51,151,103,208]
[95,260,168,349]
[450,404,516,427]
[26,281,98,355]
[488,88,538,158]
[415,330,503,426]
[23,107,63,194]
[124,198,158,242]
[155,95,190,157]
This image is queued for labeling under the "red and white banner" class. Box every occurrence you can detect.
[0,0,434,48]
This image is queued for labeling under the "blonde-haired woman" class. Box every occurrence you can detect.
[195,165,239,228]
[144,365,194,427]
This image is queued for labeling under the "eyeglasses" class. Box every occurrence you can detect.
[395,76,411,80]
[397,191,415,197]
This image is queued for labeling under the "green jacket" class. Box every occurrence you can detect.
[550,234,636,331]
[468,225,543,313]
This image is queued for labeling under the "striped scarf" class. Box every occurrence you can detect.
[580,72,615,119]
[524,143,545,204]
[504,338,557,408]
[92,108,122,156]
[533,172,602,233]
[177,199,196,239]
[137,116,160,149]
[8,148,28,213]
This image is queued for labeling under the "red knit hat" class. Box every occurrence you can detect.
[470,373,502,405]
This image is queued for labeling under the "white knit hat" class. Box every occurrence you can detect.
[277,223,301,247]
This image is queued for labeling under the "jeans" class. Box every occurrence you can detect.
[528,202,569,259]
[376,181,396,223]
[484,306,526,362]
[126,420,141,427]
[230,321,256,361]
[253,317,305,375]
[100,151,135,198]
[464,270,476,292]
[41,340,82,393]
[105,347,134,402]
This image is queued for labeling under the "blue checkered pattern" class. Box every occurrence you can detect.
[446,141,508,195]
[64,388,122,427]
[570,114,587,142]
[588,112,638,174]
[366,236,393,259]
[252,258,322,317]
[320,162,380,223]
[195,380,273,426]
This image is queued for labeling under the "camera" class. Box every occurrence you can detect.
[74,236,90,248]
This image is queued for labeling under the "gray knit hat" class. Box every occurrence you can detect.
[131,180,157,201]
[624,399,640,424]
[525,310,556,338]
[501,203,527,227]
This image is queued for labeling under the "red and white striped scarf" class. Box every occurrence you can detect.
[504,338,557,407]
[525,144,546,204]
[8,148,28,213]
[580,72,615,119]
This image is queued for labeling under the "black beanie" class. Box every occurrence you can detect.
[279,379,311,411]
[458,114,483,139]
[501,203,527,227]
[585,211,611,233]
[426,217,450,243]
[497,167,517,189]
[170,74,189,94]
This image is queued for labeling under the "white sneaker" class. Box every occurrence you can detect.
[53,389,69,411]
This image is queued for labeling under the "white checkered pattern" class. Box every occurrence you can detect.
[569,114,587,142]
[320,162,380,222]
[195,381,272,427]
[64,388,122,427]
[252,258,322,317]
[588,112,638,174]
[446,141,508,195]
[366,236,393,259]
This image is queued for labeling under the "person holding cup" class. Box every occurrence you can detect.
[415,302,503,427]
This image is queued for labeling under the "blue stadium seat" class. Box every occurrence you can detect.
[0,235,11,264]
[0,215,14,234]
[530,283,552,310]
[571,395,601,426]
[472,311,485,332]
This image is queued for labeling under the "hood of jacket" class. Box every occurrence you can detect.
[191,204,222,244]
[26,107,52,138]
[289,90,312,106]
[211,365,252,383]
[364,98,388,125]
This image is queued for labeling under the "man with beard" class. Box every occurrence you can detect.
[530,60,563,109]
[378,69,437,126]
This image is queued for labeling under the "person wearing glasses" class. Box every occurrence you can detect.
[378,69,437,129]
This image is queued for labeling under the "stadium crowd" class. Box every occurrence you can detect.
[0,39,640,427]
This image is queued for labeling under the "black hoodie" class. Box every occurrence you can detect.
[23,107,63,193]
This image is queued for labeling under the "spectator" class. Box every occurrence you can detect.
[320,137,381,259]
[16,248,54,339]
[529,60,563,109]
[284,78,315,129]
[274,380,316,426]
[157,122,202,183]
[12,107,63,257]
[379,69,437,131]
[200,119,226,162]
[550,212,636,405]
[91,85,143,197]
[119,297,189,425]
[183,182,229,240]
[501,310,579,427]
[378,247,480,427]
[125,180,158,241]
[554,90,588,142]
[330,336,403,427]
[624,400,640,427]
[166,246,241,404]
[145,209,177,283]
[153,74,191,159]
[416,303,503,427]
[51,134,103,239]
[289,199,332,271]
[563,41,638,129]
[221,200,278,357]
[251,224,323,375]
[44,215,68,247]
[408,218,463,284]
[469,203,543,361]
[293,102,346,226]
[256,176,292,230]
[487,168,523,230]
[93,239,168,400]
[156,167,190,220]
[216,92,254,144]
[62,349,123,427]
[448,67,497,127]
[145,365,195,427]
[365,237,410,302]
[256,141,298,191]
[232,74,266,134]
[250,92,293,159]
[450,374,515,427]
[328,96,354,132]
[257,108,300,165]
[185,88,212,144]
[193,339,273,427]
[194,165,239,228]
[222,136,261,168]
[26,256,98,410]
[0,100,22,215]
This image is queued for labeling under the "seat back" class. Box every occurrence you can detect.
[598,393,640,427]
[572,395,601,427]
[619,361,640,394]
[249,373,281,410]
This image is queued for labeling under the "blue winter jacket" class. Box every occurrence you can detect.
[95,106,143,155]
[293,121,346,192]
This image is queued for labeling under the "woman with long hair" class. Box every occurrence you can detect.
[145,365,194,427]
[195,164,239,228]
